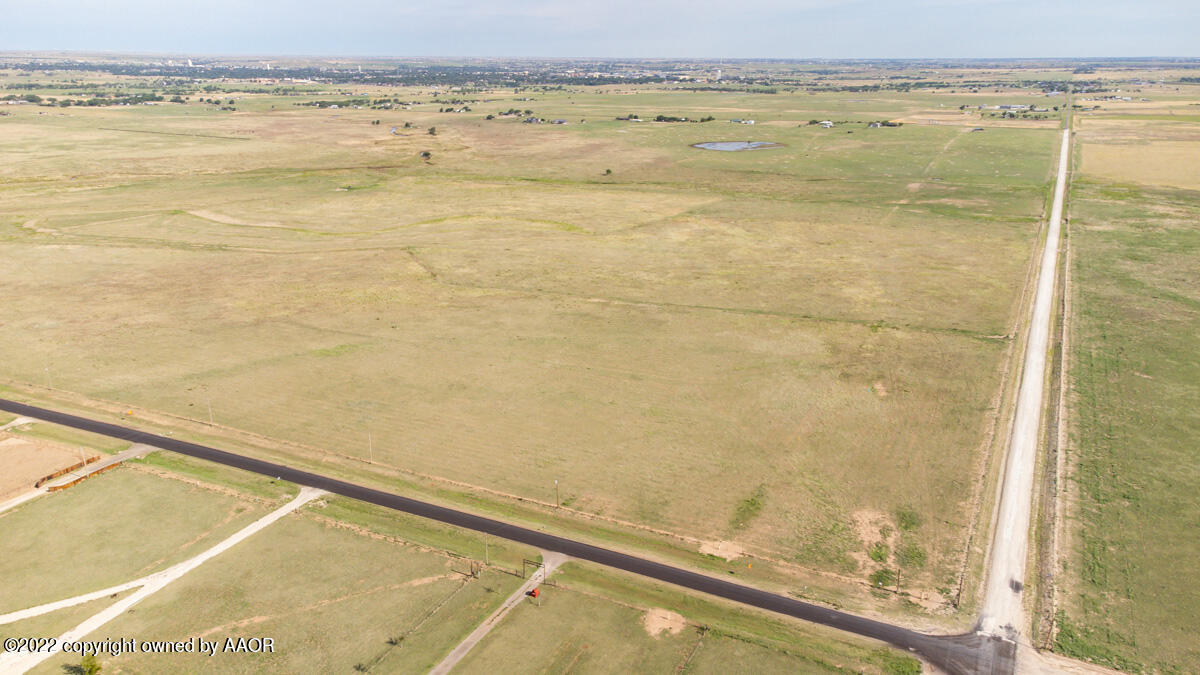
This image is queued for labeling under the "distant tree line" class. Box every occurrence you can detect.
[3,92,166,106]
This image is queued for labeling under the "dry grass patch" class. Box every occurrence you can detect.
[0,468,269,613]
[0,433,86,501]
[0,84,1060,616]
[643,607,687,637]
[1082,139,1200,190]
[29,513,525,674]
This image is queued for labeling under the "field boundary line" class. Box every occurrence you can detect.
[676,626,707,672]
[403,250,1004,340]
[96,127,251,141]
[301,510,520,575]
[128,463,282,506]
[1045,138,1079,652]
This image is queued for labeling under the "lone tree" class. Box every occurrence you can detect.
[427,126,437,135]
[419,151,432,161]
[81,653,102,675]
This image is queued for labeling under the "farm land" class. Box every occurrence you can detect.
[1051,73,1200,672]
[0,58,1076,625]
[9,58,1193,655]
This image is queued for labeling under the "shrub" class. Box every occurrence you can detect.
[868,542,889,563]
[897,543,926,568]
[870,568,897,587]
[896,507,922,531]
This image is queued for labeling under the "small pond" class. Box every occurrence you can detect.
[691,141,783,151]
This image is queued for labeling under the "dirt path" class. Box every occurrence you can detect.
[0,487,325,673]
[979,127,1072,641]
[428,551,568,675]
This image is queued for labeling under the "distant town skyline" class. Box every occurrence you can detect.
[2,0,1198,59]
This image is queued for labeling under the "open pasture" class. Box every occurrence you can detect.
[1056,91,1200,672]
[1,72,1061,610]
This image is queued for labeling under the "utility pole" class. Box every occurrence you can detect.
[368,429,374,462]
[484,535,489,566]
[555,479,559,508]
[207,398,214,425]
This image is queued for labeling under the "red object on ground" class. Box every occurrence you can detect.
[530,588,540,598]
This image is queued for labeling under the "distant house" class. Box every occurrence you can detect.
[523,117,542,124]
[971,127,985,132]
[730,118,742,123]
[820,120,834,128]
[552,119,568,124]
[867,122,882,128]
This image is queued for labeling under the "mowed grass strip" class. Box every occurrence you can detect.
[1059,173,1200,671]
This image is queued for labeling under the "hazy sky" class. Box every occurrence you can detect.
[2,0,1197,58]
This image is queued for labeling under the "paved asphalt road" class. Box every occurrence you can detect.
[0,398,1015,673]
[980,126,1072,640]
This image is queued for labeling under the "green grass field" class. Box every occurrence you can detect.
[0,71,1065,614]
[1055,109,1200,671]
